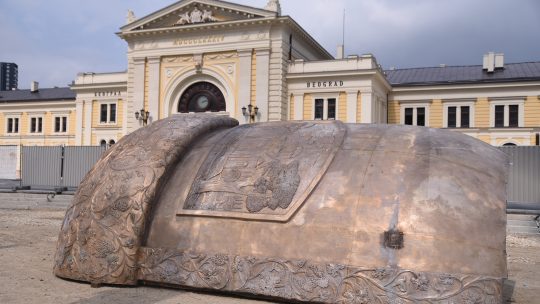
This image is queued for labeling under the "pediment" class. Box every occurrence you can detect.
[121,0,276,32]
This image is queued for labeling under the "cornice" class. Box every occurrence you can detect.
[118,16,332,60]
[391,80,540,93]
[70,82,128,91]
[117,17,277,39]
[120,0,277,32]
[287,69,379,79]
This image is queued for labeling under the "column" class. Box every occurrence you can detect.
[131,57,146,131]
[147,56,161,122]
[346,90,358,123]
[293,93,304,121]
[75,99,84,145]
[360,88,373,124]
[255,48,271,122]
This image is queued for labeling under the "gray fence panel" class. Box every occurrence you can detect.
[0,145,18,179]
[500,146,540,204]
[22,146,63,188]
[63,146,106,188]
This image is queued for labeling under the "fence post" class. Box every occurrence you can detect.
[19,144,23,189]
[60,145,65,189]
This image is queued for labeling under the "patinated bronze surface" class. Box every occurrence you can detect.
[55,114,508,303]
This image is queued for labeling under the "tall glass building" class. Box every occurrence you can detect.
[0,62,18,91]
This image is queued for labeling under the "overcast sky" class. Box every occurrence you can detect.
[1,0,539,89]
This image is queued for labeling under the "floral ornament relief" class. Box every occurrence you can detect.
[137,248,503,304]
[54,114,239,285]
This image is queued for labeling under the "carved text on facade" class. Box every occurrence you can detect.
[173,35,225,46]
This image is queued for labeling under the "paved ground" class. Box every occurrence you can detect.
[0,193,538,303]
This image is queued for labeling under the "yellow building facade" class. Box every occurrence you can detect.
[1,0,539,150]
[0,86,77,147]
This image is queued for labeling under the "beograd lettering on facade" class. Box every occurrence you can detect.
[94,91,122,97]
[173,35,225,46]
[307,81,345,88]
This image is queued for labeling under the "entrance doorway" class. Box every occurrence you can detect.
[178,82,226,113]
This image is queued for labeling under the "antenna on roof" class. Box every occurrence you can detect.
[337,9,346,59]
[342,9,346,49]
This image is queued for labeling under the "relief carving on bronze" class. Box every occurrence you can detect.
[180,121,346,220]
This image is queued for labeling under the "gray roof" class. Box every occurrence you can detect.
[385,62,540,87]
[0,87,75,102]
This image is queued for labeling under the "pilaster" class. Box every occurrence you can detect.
[147,56,161,123]
[293,93,304,121]
[255,48,271,122]
[360,88,374,124]
[237,49,253,124]
[131,57,146,131]
[75,99,84,145]
[83,100,92,145]
[346,91,359,123]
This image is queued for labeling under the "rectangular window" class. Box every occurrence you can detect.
[109,104,117,123]
[460,106,470,128]
[509,105,519,127]
[327,98,336,120]
[7,118,13,133]
[55,116,68,133]
[55,117,61,133]
[100,104,108,123]
[447,107,457,128]
[14,118,18,133]
[30,117,43,133]
[404,108,413,125]
[495,105,505,128]
[417,108,425,126]
[314,99,324,120]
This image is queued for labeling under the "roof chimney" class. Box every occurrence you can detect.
[483,52,504,73]
[30,81,39,93]
[336,45,344,59]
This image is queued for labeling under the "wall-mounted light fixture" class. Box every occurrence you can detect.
[242,104,258,123]
[135,109,150,126]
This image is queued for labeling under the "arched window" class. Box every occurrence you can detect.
[109,140,116,146]
[100,140,107,148]
[502,143,517,147]
[178,82,226,113]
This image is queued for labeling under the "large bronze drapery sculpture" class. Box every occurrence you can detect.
[55,114,508,303]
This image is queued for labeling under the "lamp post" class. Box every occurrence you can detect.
[135,109,150,126]
[242,104,259,123]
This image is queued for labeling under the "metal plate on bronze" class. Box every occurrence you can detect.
[177,121,347,221]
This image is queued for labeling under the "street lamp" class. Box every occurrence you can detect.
[242,104,259,123]
[135,109,150,126]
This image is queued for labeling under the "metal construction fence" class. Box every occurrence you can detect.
[499,146,540,205]
[0,145,18,179]
[20,146,106,189]
[1,145,539,199]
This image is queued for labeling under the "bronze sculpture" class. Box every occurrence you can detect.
[55,114,508,303]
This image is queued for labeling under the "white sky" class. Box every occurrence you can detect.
[1,0,539,88]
